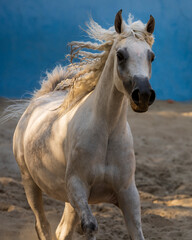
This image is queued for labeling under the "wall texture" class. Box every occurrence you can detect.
[0,0,191,100]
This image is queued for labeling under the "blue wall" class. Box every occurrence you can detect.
[0,0,192,101]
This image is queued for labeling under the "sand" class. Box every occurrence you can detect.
[0,98,192,240]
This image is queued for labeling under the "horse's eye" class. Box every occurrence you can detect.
[117,50,126,63]
[148,50,155,63]
[117,51,124,61]
[151,52,155,62]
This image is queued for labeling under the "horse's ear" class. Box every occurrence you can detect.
[115,9,123,34]
[146,15,155,34]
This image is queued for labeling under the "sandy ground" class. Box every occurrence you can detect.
[0,98,192,240]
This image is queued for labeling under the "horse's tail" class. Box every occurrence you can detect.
[0,99,30,125]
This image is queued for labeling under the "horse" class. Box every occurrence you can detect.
[12,10,156,240]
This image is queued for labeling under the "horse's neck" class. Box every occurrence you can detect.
[93,43,128,133]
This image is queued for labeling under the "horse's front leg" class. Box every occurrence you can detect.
[117,180,145,240]
[56,202,79,240]
[66,176,98,240]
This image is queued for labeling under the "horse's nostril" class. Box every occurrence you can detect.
[132,88,155,106]
[131,89,140,105]
[149,89,156,105]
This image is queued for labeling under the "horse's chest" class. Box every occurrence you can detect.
[89,142,135,190]
[88,153,135,204]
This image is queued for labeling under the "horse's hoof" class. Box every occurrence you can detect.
[81,219,98,234]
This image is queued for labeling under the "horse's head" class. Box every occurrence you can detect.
[114,10,156,113]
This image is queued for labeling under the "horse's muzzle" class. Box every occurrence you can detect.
[130,76,156,112]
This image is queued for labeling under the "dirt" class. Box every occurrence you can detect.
[0,98,192,240]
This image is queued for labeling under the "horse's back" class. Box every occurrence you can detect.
[13,91,70,200]
[13,91,66,155]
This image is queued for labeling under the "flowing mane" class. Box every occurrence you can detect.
[33,14,154,112]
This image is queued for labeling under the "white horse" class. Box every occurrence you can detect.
[12,10,156,240]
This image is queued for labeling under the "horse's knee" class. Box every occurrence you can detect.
[81,217,98,235]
